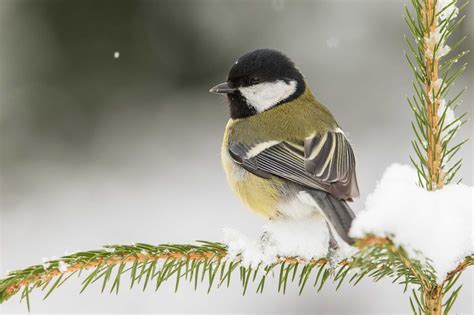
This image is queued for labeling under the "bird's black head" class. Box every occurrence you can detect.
[210,49,305,119]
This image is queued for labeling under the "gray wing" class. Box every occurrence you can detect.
[228,131,359,244]
[304,131,359,200]
[229,131,359,200]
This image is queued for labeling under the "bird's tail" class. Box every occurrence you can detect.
[298,190,356,245]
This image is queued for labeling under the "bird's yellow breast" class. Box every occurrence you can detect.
[221,120,284,219]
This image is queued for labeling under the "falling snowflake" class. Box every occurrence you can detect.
[326,37,339,48]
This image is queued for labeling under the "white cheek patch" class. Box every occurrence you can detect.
[239,80,297,112]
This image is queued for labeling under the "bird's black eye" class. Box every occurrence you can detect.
[249,76,260,85]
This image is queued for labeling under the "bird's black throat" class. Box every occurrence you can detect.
[227,91,257,119]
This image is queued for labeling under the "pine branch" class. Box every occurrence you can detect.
[406,0,469,190]
[0,241,334,307]
[1,236,471,313]
[0,241,323,306]
[403,2,471,310]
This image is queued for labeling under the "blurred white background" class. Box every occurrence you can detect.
[0,0,472,313]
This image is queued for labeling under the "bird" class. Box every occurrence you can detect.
[209,48,359,253]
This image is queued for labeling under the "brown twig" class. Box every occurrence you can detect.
[423,0,444,190]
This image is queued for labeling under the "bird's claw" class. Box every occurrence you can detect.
[326,238,340,276]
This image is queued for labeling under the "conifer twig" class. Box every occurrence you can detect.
[0,236,471,313]
[406,0,469,190]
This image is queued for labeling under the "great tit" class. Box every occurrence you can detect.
[210,49,359,246]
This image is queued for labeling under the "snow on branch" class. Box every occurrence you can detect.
[351,163,473,281]
[0,208,471,312]
[223,216,355,267]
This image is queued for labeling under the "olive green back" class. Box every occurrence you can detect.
[227,86,338,144]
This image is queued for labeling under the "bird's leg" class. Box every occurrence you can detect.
[325,221,340,276]
[260,230,270,244]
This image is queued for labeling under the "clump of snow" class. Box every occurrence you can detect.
[424,30,450,59]
[58,261,69,272]
[40,257,70,272]
[423,0,459,60]
[41,257,51,270]
[104,247,115,253]
[223,228,272,267]
[433,78,443,92]
[223,216,355,267]
[436,0,459,21]
[350,164,473,282]
[427,78,444,101]
[437,99,460,141]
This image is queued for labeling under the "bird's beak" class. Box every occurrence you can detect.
[209,82,236,94]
